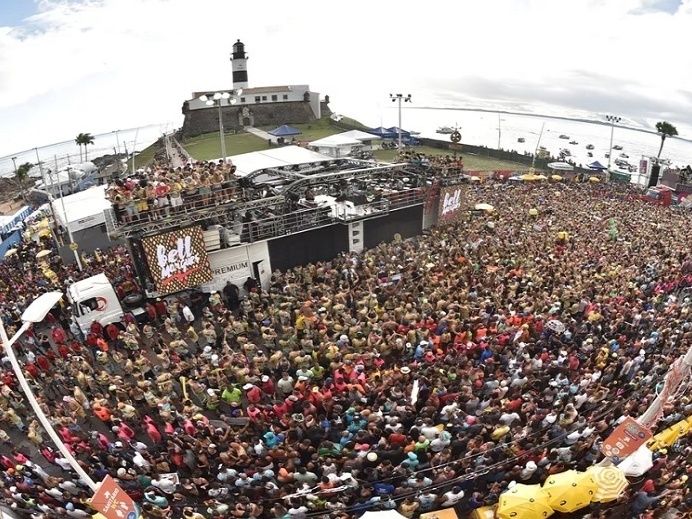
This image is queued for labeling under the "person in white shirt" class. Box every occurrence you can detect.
[440,487,465,507]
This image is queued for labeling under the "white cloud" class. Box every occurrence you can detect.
[0,0,691,157]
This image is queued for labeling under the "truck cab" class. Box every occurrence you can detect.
[67,273,145,334]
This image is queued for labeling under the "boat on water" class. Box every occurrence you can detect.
[560,148,571,157]
[517,137,525,143]
[569,140,578,145]
[613,144,623,150]
[559,134,570,139]
[586,144,594,150]
[436,127,454,134]
[587,152,593,157]
[619,153,629,158]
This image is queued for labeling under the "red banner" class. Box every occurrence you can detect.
[438,185,464,224]
[601,416,652,462]
[141,226,213,295]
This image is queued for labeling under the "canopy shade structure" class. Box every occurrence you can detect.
[474,203,494,211]
[52,185,112,233]
[588,160,607,170]
[368,127,398,139]
[551,175,564,180]
[497,483,554,519]
[385,126,411,137]
[548,162,574,171]
[268,125,302,137]
[309,135,362,147]
[228,146,334,178]
[587,465,629,503]
[339,129,382,141]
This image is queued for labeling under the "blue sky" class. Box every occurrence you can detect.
[0,0,38,26]
[0,0,691,157]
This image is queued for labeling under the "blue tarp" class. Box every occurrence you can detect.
[386,126,411,137]
[268,125,302,137]
[0,230,22,259]
[588,161,607,170]
[368,127,398,139]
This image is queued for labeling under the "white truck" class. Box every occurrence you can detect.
[66,273,146,334]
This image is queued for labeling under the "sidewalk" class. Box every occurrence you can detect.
[245,127,272,142]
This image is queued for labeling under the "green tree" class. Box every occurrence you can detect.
[75,132,95,162]
[655,121,678,161]
[15,162,33,200]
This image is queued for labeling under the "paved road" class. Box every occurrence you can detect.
[245,126,272,142]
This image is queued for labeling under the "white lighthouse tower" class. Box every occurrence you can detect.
[230,39,249,89]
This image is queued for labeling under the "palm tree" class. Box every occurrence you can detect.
[655,121,678,162]
[15,162,33,200]
[75,133,95,162]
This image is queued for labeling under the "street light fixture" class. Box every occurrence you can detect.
[0,292,98,490]
[199,89,242,164]
[389,93,412,150]
[605,115,621,183]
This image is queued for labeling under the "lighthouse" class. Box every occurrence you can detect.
[230,39,248,89]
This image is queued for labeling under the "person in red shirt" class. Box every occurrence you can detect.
[90,321,103,337]
[25,363,39,378]
[57,344,71,359]
[36,355,50,372]
[51,326,65,344]
[245,384,263,404]
[260,376,275,395]
[154,298,168,318]
[105,323,119,342]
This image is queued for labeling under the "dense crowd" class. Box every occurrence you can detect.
[0,178,691,519]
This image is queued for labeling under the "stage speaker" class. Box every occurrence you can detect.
[648,165,661,188]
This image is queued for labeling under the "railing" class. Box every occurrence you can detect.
[333,199,390,222]
[384,187,426,210]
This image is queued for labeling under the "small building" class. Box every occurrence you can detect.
[181,39,326,138]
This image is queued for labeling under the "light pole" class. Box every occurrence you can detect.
[389,93,412,150]
[605,115,621,182]
[199,90,242,164]
[0,292,97,490]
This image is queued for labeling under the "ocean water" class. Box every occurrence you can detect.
[382,108,692,185]
[0,123,174,179]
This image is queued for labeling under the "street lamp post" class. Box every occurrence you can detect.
[199,90,242,164]
[0,292,98,490]
[605,115,621,183]
[389,93,412,150]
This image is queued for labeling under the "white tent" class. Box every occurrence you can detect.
[52,186,112,233]
[359,511,408,519]
[339,130,382,142]
[228,147,334,178]
[308,135,363,158]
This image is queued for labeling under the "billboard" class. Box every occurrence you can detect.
[438,185,464,224]
[142,226,213,295]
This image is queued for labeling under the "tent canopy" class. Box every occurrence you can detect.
[339,129,382,141]
[548,162,574,171]
[268,125,302,137]
[309,135,362,147]
[588,161,607,170]
[368,127,398,139]
[385,126,411,137]
[52,185,111,233]
[228,147,334,178]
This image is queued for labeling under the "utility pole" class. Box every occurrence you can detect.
[389,93,412,150]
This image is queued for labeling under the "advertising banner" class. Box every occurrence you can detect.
[601,416,652,462]
[438,185,464,224]
[639,159,649,176]
[200,246,253,293]
[142,226,213,295]
[90,475,139,519]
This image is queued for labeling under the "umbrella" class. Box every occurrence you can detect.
[617,445,654,477]
[469,175,481,181]
[551,175,563,180]
[534,174,548,180]
[497,483,554,519]
[521,174,545,181]
[587,465,629,503]
[546,320,565,333]
[36,250,52,259]
[3,248,18,258]
[475,203,494,211]
[589,176,601,182]
[543,470,597,513]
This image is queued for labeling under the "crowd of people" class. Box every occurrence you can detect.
[0,177,691,519]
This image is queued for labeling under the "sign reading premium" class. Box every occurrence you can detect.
[438,186,463,223]
[142,226,213,295]
[200,247,254,293]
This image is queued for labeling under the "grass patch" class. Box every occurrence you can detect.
[183,132,269,160]
[133,142,159,169]
[373,146,527,171]
[258,118,341,143]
